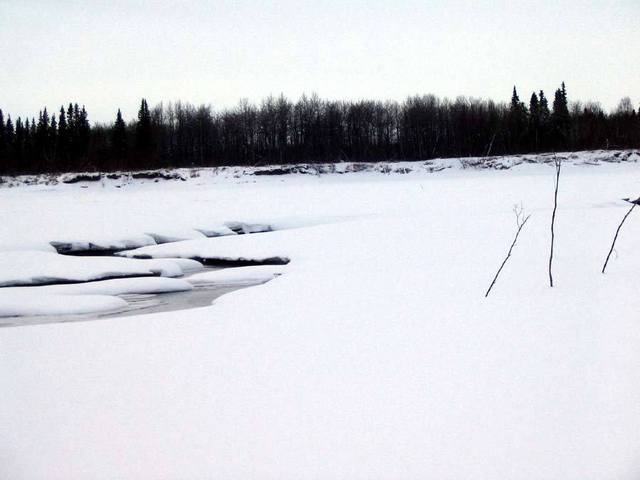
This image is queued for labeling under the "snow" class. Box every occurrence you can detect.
[2,151,640,479]
[0,251,202,287]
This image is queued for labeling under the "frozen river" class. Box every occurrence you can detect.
[0,267,264,328]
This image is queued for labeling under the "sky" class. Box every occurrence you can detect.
[1,0,638,124]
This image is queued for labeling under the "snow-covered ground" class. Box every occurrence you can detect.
[2,151,640,479]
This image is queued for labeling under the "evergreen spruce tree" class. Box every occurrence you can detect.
[0,110,5,173]
[510,87,529,117]
[24,118,30,147]
[78,106,90,163]
[135,99,153,167]
[112,109,127,169]
[529,92,540,151]
[529,92,539,119]
[537,90,551,149]
[6,116,15,141]
[36,109,51,167]
[50,114,58,166]
[67,103,75,131]
[510,87,520,108]
[4,116,14,173]
[552,82,571,147]
[0,109,5,149]
[57,106,68,169]
[136,99,152,147]
[67,103,76,166]
[508,86,529,152]
[538,90,550,123]
[0,109,5,172]
[29,118,37,171]
[14,118,24,169]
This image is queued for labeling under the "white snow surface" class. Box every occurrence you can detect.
[2,151,640,479]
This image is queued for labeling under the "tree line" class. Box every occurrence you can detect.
[0,84,638,174]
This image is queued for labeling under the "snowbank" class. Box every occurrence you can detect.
[1,149,639,190]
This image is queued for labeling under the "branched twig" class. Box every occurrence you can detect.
[548,156,561,287]
[602,199,639,273]
[485,204,531,297]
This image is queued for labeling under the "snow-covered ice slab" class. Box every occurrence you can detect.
[188,265,285,285]
[119,232,291,266]
[0,251,202,287]
[50,234,156,254]
[144,229,206,245]
[195,224,238,237]
[0,277,193,318]
[49,224,278,256]
[0,294,127,318]
[6,276,195,297]
[224,221,273,234]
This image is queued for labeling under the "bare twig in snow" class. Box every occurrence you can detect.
[602,198,639,273]
[548,156,561,287]
[485,204,531,297]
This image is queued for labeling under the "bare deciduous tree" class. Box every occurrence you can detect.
[602,197,639,274]
[548,156,561,287]
[485,204,531,297]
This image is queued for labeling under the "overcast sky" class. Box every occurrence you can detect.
[1,0,638,123]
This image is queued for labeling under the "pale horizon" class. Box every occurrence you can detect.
[1,0,638,123]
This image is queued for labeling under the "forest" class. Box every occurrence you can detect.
[0,83,638,175]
